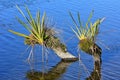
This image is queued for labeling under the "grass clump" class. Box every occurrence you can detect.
[69,11,105,42]
[9,5,67,61]
[9,5,48,46]
[69,11,104,55]
[79,39,102,56]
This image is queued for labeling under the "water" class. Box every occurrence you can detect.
[0,0,120,80]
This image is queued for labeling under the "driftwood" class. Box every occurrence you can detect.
[53,48,78,61]
[25,32,78,61]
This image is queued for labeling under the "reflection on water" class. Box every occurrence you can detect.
[26,61,75,80]
[79,40,102,80]
[26,40,102,80]
[86,61,101,80]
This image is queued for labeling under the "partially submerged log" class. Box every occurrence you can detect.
[45,36,78,61]
[25,32,78,61]
[53,49,78,61]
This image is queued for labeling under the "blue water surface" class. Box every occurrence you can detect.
[0,0,120,80]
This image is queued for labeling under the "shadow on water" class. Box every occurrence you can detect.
[26,60,76,80]
[79,40,102,80]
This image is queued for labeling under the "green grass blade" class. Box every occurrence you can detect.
[36,10,41,35]
[16,17,31,32]
[71,27,80,40]
[75,26,81,37]
[87,10,94,24]
[40,12,46,40]
[9,30,29,38]
[77,12,82,27]
[86,10,94,29]
[24,6,41,40]
[25,6,37,31]
[69,11,78,27]
[16,5,30,22]
[41,12,46,30]
[16,5,26,19]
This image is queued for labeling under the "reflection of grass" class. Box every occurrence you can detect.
[69,11,105,41]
